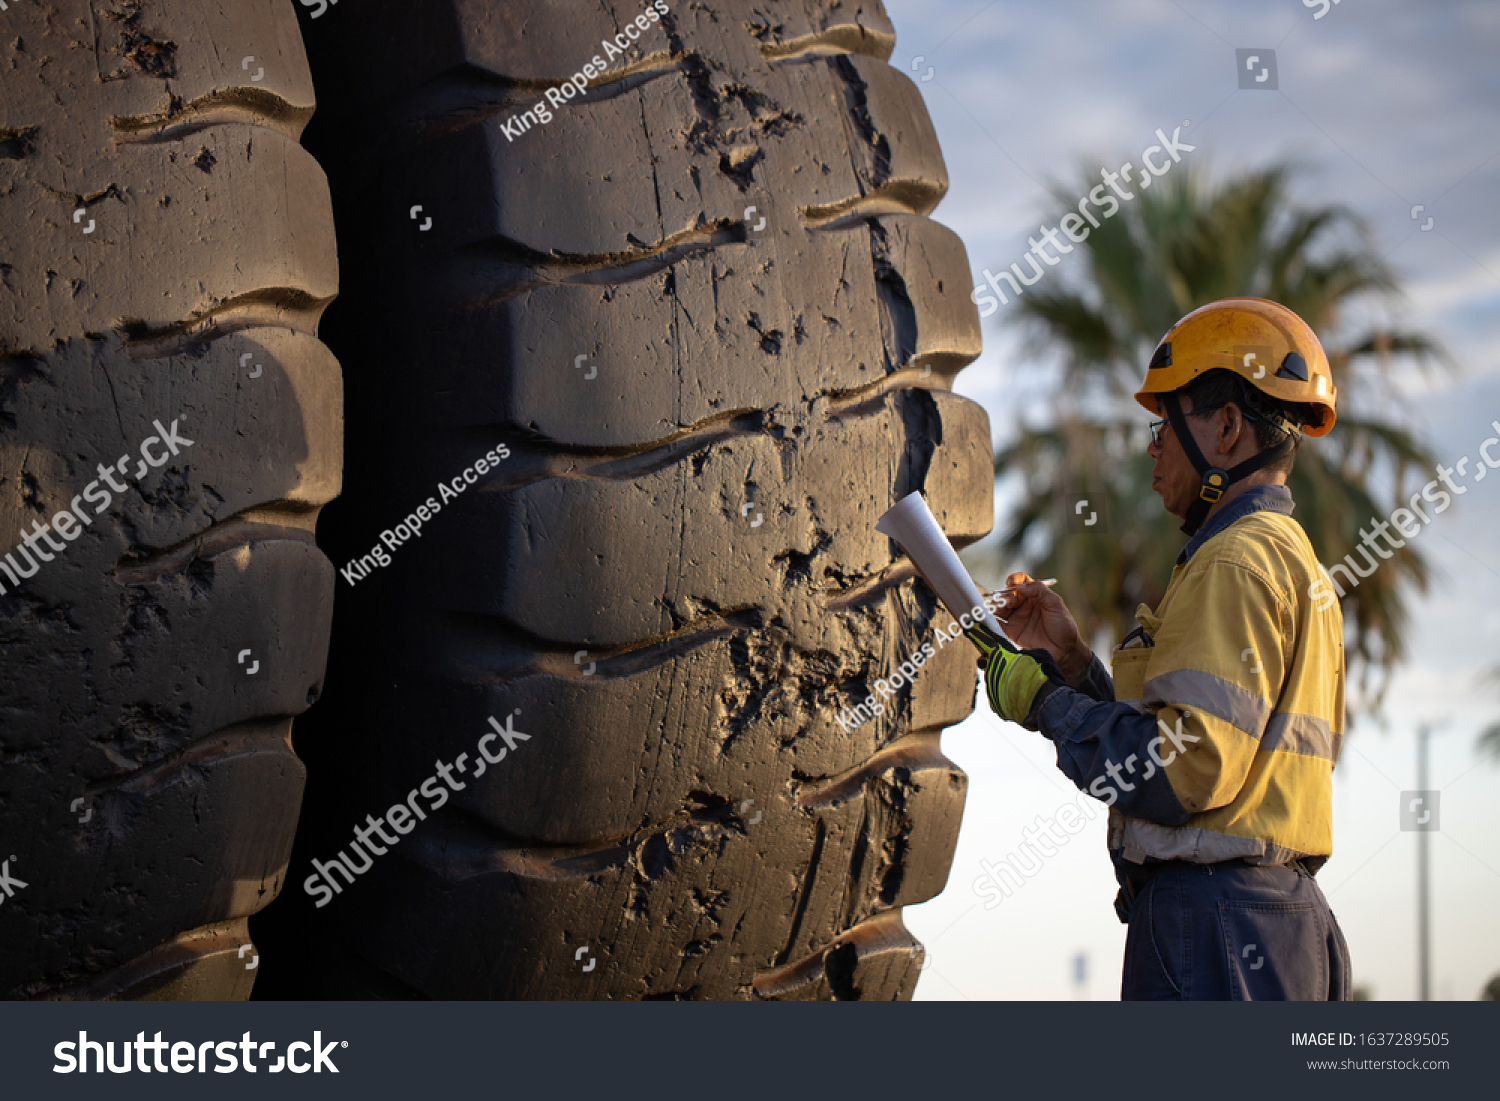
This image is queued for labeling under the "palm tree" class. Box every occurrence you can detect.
[979,163,1447,710]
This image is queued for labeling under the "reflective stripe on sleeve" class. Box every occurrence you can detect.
[1261,711,1339,762]
[1142,667,1270,740]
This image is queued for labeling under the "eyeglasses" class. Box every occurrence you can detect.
[1148,404,1227,447]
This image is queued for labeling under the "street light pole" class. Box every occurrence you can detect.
[1413,719,1450,1002]
[1417,724,1430,1003]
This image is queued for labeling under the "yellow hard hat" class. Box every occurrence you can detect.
[1135,297,1337,436]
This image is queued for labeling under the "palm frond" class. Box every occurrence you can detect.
[986,158,1450,716]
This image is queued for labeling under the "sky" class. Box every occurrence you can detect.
[882,0,1500,1001]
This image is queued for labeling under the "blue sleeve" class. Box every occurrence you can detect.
[1031,681,1193,826]
[1073,652,1115,703]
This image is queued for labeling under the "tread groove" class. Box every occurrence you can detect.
[112,88,314,144]
[122,293,332,359]
[405,55,685,143]
[758,29,895,64]
[459,221,749,303]
[802,181,943,226]
[439,606,763,681]
[85,718,295,798]
[113,519,320,584]
[796,732,952,808]
[475,379,959,493]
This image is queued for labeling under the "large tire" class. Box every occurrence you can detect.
[0,1,340,999]
[258,0,986,1000]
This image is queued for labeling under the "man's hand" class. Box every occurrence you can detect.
[987,572,1092,685]
[963,620,1066,729]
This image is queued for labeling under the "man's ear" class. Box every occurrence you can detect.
[1218,403,1245,455]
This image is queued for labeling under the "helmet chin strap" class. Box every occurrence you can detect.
[1160,392,1296,536]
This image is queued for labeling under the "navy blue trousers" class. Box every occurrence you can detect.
[1121,861,1352,1000]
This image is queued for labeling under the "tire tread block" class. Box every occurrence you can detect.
[1,539,334,775]
[357,49,944,261]
[358,631,971,848]
[5,332,340,555]
[0,130,335,348]
[2,739,300,998]
[300,0,892,123]
[1,1,315,132]
[408,390,989,647]
[58,919,258,1002]
[402,216,979,449]
[322,751,957,999]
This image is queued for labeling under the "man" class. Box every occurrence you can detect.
[967,298,1352,1000]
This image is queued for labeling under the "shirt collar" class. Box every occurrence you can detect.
[1176,483,1294,565]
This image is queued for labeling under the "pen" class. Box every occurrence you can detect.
[992,577,1058,607]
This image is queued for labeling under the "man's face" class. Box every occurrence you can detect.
[1148,394,1212,520]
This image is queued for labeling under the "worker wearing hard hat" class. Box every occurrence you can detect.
[968,298,1351,1000]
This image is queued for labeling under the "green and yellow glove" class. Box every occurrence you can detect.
[963,621,1066,729]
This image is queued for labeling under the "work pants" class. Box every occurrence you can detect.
[1120,860,1352,1000]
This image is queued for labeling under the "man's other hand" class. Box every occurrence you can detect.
[987,572,1092,685]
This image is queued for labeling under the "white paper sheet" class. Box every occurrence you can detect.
[875,491,1011,641]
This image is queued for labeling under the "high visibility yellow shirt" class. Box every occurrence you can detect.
[1033,484,1346,871]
